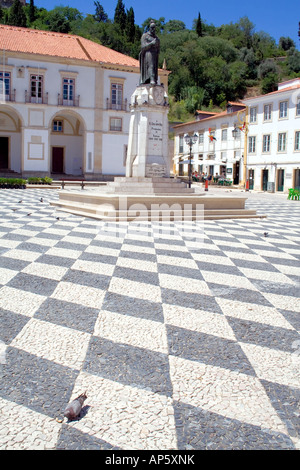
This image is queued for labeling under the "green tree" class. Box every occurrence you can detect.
[257,58,279,79]
[261,73,278,94]
[164,20,186,34]
[94,1,108,23]
[114,0,126,32]
[29,0,36,24]
[287,47,300,73]
[8,0,27,27]
[142,17,165,34]
[279,36,295,51]
[238,16,255,48]
[125,6,135,42]
[182,86,206,113]
[202,56,231,105]
[195,12,203,37]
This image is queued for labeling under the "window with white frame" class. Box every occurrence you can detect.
[279,101,288,119]
[278,132,287,152]
[179,135,184,153]
[110,117,122,132]
[63,78,74,102]
[264,104,272,121]
[295,131,300,151]
[221,151,227,162]
[198,133,204,144]
[0,71,10,99]
[111,83,123,110]
[296,98,300,116]
[262,134,271,153]
[249,106,257,123]
[53,120,63,132]
[248,136,256,153]
[30,74,43,103]
[221,129,227,141]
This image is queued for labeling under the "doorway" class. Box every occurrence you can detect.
[249,169,254,190]
[277,169,284,192]
[52,147,64,173]
[262,169,268,191]
[233,161,240,185]
[294,169,300,190]
[0,137,9,169]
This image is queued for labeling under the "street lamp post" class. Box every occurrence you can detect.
[184,133,198,188]
[232,107,249,190]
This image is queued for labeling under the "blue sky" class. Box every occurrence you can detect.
[35,0,299,48]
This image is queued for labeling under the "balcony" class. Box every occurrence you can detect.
[58,94,80,107]
[25,91,48,104]
[106,98,128,112]
[0,89,16,102]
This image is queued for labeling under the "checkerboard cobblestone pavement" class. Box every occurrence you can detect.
[0,187,299,450]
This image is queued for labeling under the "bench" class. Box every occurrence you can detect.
[60,180,85,190]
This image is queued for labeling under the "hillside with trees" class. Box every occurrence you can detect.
[1,0,300,121]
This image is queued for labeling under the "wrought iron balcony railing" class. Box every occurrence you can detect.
[106,98,127,111]
[25,91,48,104]
[58,94,80,107]
[0,89,16,102]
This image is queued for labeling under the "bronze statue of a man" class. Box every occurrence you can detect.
[139,21,160,85]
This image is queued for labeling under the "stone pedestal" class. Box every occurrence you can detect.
[126,84,170,178]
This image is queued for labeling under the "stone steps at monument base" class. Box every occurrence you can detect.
[51,199,262,221]
[106,180,195,194]
[105,188,195,194]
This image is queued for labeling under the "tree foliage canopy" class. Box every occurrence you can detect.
[1,1,299,119]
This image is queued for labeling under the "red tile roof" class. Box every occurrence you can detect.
[0,24,139,68]
[174,105,246,128]
[243,82,300,101]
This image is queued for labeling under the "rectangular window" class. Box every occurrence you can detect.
[249,107,257,123]
[295,131,300,151]
[179,135,184,153]
[262,134,271,153]
[279,101,288,119]
[63,78,74,102]
[221,151,227,162]
[248,136,256,153]
[221,129,227,141]
[278,133,287,152]
[111,83,123,110]
[0,71,10,98]
[30,74,43,103]
[198,133,204,144]
[110,117,122,132]
[296,99,300,116]
[53,120,63,132]
[264,104,272,121]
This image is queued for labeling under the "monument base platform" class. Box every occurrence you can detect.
[51,178,264,221]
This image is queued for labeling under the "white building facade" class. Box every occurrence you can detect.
[173,102,247,185]
[0,24,169,179]
[173,80,300,192]
[242,78,300,192]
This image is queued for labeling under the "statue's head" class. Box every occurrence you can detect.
[149,21,156,35]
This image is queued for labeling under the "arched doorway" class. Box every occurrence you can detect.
[0,105,23,173]
[49,111,85,176]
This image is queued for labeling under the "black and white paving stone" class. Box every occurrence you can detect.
[0,187,299,450]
